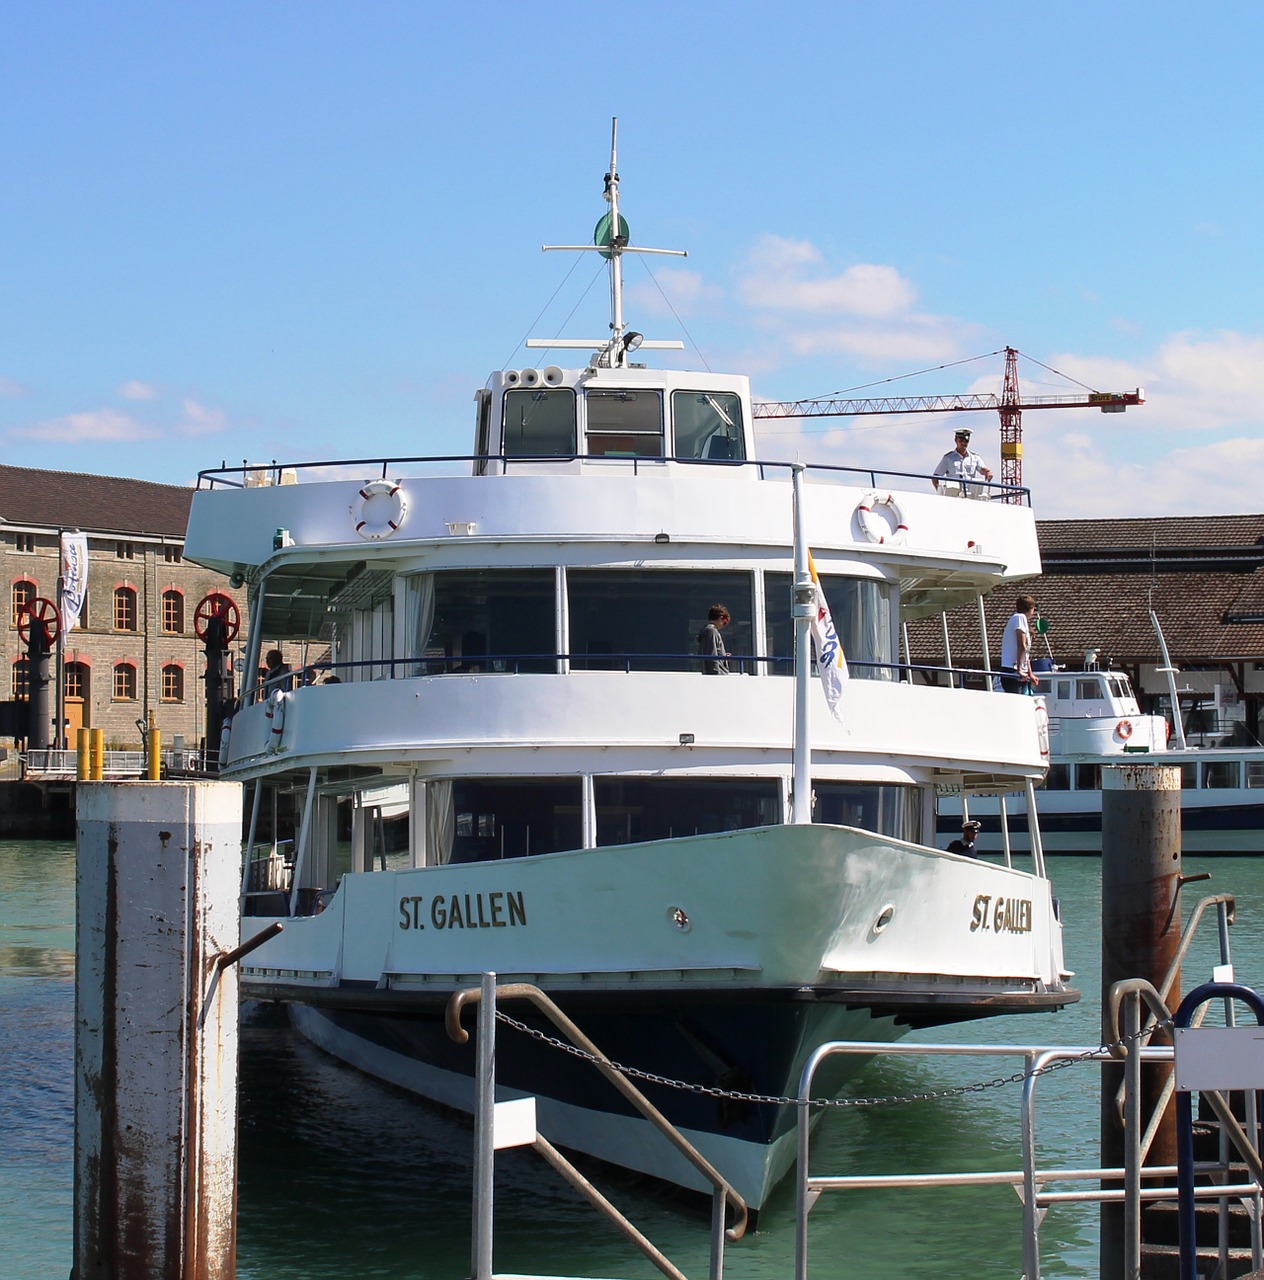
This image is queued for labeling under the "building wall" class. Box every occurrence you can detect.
[4,527,248,750]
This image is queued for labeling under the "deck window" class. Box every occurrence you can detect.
[585,388,663,457]
[1074,763,1101,791]
[442,778,582,863]
[812,781,921,843]
[672,391,745,461]
[503,388,576,457]
[1246,761,1264,790]
[409,569,556,674]
[1042,764,1070,791]
[595,777,779,845]
[764,573,895,679]
[567,569,752,672]
[1203,760,1241,789]
[1180,762,1198,790]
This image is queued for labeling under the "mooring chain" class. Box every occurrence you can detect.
[494,1010,1175,1110]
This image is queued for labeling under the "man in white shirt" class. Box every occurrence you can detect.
[999,595,1038,693]
[932,428,994,497]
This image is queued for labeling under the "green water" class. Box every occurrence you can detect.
[2,841,1259,1279]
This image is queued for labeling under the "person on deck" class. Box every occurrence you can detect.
[697,605,731,675]
[947,819,983,856]
[998,595,1038,694]
[932,428,993,497]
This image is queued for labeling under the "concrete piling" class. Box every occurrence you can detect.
[1099,762,1182,1280]
[73,780,243,1280]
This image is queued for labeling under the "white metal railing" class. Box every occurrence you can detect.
[22,748,208,777]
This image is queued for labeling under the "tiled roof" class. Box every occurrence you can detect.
[0,466,193,537]
[1037,514,1264,555]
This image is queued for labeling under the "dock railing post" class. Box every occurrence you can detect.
[472,971,497,1280]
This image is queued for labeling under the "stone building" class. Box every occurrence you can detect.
[2,465,247,752]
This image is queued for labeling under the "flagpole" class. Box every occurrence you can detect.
[790,465,814,824]
[56,528,65,751]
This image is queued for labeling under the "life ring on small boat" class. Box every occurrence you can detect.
[855,491,909,546]
[352,480,407,540]
[265,689,288,753]
[1116,718,1133,741]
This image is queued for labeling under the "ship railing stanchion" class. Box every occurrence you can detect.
[472,970,496,1280]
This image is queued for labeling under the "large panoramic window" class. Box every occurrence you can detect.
[435,778,583,863]
[407,569,556,674]
[585,388,663,457]
[502,388,576,458]
[594,777,779,845]
[811,780,921,844]
[764,572,895,679]
[672,390,746,461]
[567,569,753,672]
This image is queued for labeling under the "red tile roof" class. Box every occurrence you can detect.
[0,466,193,537]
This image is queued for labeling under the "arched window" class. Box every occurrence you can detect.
[114,586,137,632]
[161,664,184,702]
[162,589,184,634]
[65,662,88,699]
[11,579,36,627]
[113,662,137,700]
[12,657,30,700]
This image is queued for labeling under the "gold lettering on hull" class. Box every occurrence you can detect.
[397,891,527,931]
[968,893,1033,934]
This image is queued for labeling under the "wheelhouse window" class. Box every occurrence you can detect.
[567,569,753,672]
[585,388,663,457]
[437,778,582,863]
[764,572,895,679]
[114,586,137,632]
[113,662,137,700]
[595,777,779,845]
[812,781,921,844]
[672,391,746,461]
[503,388,576,457]
[408,569,556,674]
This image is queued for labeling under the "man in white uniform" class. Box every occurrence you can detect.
[932,428,993,497]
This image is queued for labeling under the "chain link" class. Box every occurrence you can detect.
[494,1010,1175,1110]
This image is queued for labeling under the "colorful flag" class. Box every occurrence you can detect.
[808,553,848,722]
[60,532,89,633]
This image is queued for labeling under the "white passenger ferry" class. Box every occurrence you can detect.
[941,664,1264,854]
[183,129,1076,1210]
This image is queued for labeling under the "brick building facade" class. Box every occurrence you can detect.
[2,466,247,751]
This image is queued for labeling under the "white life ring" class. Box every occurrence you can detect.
[856,491,909,546]
[352,480,408,540]
[265,689,288,753]
[1116,718,1133,741]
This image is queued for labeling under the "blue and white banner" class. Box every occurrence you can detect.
[808,553,848,723]
[60,532,88,633]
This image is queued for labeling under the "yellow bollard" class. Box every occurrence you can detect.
[89,728,104,781]
[147,714,161,781]
[77,728,90,781]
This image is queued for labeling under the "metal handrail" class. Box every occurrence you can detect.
[447,976,746,1280]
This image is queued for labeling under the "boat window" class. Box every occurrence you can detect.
[594,777,779,845]
[812,781,921,843]
[1180,762,1198,790]
[409,570,556,673]
[443,778,582,863]
[672,391,746,461]
[503,388,577,457]
[764,573,895,679]
[1055,680,1073,701]
[1203,760,1241,789]
[567,569,752,672]
[585,389,663,457]
[1041,764,1070,791]
[1076,679,1102,701]
[1246,761,1264,790]
[1075,763,1101,790]
[1109,676,1133,700]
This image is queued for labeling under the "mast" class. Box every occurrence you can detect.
[605,118,626,350]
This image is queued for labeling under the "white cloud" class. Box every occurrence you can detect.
[737,236,916,317]
[15,409,157,442]
[624,267,723,317]
[118,380,158,401]
[0,375,28,397]
[177,399,229,437]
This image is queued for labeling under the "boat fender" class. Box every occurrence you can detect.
[855,491,909,546]
[265,689,289,752]
[1116,718,1133,741]
[352,480,408,540]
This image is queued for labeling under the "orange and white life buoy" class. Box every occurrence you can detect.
[855,491,909,546]
[352,480,408,540]
[1116,718,1133,741]
[265,689,288,753]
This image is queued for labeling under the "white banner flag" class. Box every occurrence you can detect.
[808,553,848,722]
[60,532,89,633]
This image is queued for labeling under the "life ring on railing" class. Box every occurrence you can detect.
[352,480,407,540]
[1165,719,1172,743]
[265,689,288,753]
[855,491,909,546]
[1116,718,1133,741]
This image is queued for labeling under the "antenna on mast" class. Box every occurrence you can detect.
[533,117,687,368]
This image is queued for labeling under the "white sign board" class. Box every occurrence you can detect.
[493,1096,537,1150]
[1174,1026,1264,1092]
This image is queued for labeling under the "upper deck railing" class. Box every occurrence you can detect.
[196,453,1031,505]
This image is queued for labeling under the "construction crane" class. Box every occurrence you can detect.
[752,347,1145,492]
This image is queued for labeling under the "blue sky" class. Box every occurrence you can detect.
[2,2,1262,518]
